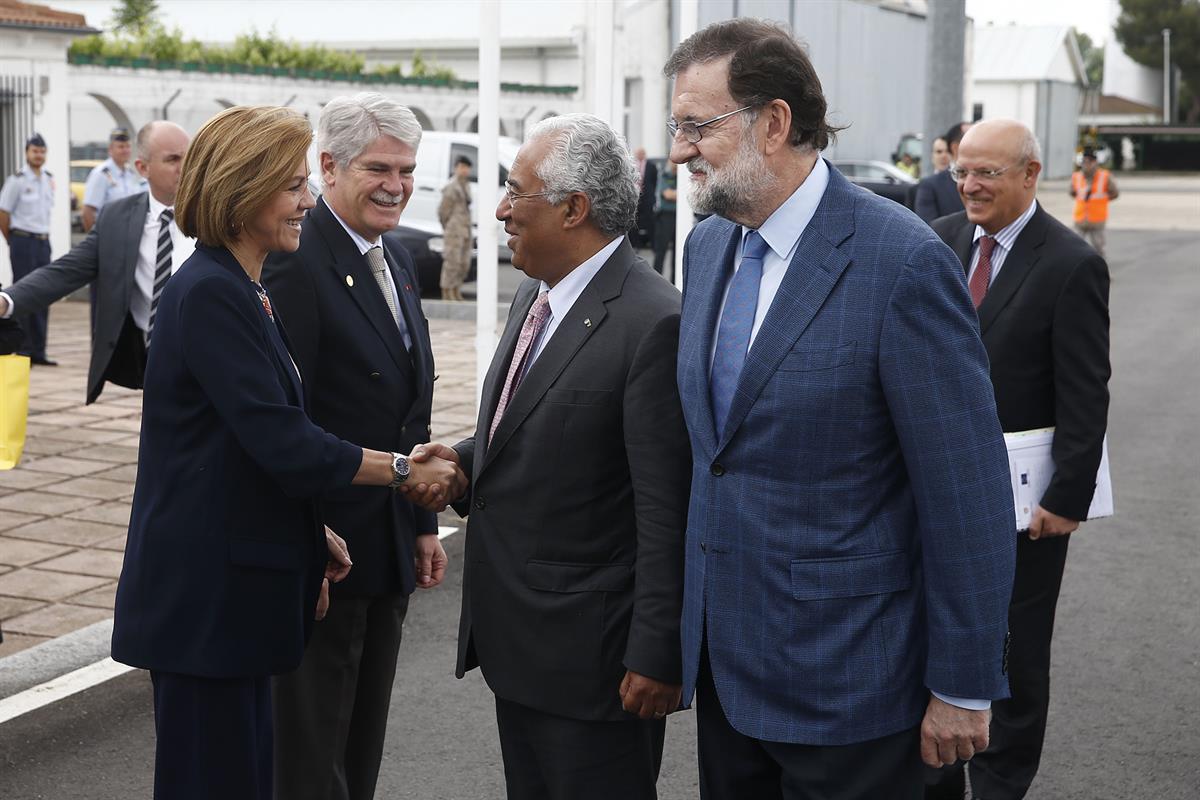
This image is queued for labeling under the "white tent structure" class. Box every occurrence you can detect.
[970,25,1088,178]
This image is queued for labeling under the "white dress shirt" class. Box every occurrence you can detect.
[522,234,624,376]
[966,198,1038,288]
[326,205,412,351]
[131,193,195,333]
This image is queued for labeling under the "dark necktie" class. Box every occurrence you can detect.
[710,231,769,435]
[147,208,174,343]
[970,235,996,309]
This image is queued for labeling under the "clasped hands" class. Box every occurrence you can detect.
[398,443,467,512]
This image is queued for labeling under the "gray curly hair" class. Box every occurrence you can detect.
[528,114,638,237]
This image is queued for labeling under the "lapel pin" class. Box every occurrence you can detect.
[583,318,592,328]
[346,275,354,287]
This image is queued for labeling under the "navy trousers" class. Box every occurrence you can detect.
[150,671,273,800]
[8,235,50,359]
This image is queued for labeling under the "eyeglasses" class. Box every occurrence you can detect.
[666,105,754,144]
[949,161,1025,182]
[503,181,552,206]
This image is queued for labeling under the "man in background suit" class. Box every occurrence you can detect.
[915,122,969,223]
[632,146,659,248]
[264,93,449,800]
[926,119,1110,800]
[0,121,191,403]
[414,113,690,800]
[664,20,1016,798]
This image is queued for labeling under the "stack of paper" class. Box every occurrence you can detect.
[1003,427,1114,531]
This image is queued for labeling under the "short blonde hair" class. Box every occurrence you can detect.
[176,106,312,248]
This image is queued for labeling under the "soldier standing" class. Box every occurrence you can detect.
[437,155,472,301]
[0,133,57,365]
[82,127,144,231]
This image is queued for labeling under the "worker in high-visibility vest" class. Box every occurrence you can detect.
[1069,147,1119,258]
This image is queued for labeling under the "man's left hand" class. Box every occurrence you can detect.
[919,695,990,767]
[414,533,448,589]
[618,670,682,720]
[1028,505,1079,540]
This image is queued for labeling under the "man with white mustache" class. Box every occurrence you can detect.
[264,93,456,800]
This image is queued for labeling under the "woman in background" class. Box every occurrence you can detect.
[110,105,459,800]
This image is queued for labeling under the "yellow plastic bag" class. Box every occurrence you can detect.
[0,354,31,470]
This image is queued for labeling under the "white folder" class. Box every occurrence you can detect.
[1003,427,1114,531]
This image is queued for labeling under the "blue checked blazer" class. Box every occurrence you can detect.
[677,163,1016,746]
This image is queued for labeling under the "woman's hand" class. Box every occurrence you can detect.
[316,526,353,620]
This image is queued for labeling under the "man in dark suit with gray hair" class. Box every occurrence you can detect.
[413,113,691,800]
[0,121,190,403]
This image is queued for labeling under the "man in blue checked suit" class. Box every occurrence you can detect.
[664,20,1017,799]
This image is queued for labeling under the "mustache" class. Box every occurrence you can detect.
[687,157,714,176]
[370,188,404,204]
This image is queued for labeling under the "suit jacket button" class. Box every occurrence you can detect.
[401,425,407,436]
[426,425,432,436]
[710,463,725,477]
[700,542,707,553]
[474,497,486,510]
[369,372,381,380]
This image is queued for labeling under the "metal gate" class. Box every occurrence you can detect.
[0,74,35,179]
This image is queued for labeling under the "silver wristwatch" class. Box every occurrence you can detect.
[388,452,410,488]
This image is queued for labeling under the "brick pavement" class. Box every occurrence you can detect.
[0,299,482,659]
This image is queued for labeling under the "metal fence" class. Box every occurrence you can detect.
[0,74,35,179]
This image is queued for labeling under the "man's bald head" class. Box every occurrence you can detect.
[955,119,1042,235]
[135,121,191,205]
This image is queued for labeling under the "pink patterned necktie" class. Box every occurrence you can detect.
[489,291,551,444]
[970,235,996,308]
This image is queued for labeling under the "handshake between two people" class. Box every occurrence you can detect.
[398,443,467,514]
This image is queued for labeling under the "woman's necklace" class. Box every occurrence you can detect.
[251,280,274,321]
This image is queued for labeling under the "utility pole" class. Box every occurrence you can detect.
[1162,28,1171,124]
[923,0,966,172]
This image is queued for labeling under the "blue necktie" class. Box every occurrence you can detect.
[710,230,769,436]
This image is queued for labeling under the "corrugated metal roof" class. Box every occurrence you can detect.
[0,0,95,32]
[973,25,1085,84]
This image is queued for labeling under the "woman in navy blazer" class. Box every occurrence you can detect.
[110,106,458,800]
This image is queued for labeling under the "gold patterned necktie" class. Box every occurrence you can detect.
[366,246,400,327]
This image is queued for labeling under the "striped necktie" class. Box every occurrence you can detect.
[146,208,174,344]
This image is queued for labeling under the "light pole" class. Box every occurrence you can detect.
[1162,28,1171,124]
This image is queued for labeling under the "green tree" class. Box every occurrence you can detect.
[1074,30,1105,87]
[1115,0,1200,121]
[109,0,160,37]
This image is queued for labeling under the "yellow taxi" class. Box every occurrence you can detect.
[69,159,102,230]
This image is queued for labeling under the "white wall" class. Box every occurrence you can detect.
[619,0,672,157]
[0,29,76,284]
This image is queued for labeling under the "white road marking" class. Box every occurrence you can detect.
[0,657,133,725]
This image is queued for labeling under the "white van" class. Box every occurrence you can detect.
[408,132,522,253]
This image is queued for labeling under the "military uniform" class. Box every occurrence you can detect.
[0,163,55,359]
[83,156,144,214]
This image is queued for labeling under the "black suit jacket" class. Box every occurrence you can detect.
[453,240,691,721]
[112,244,362,677]
[263,198,437,596]
[932,207,1110,519]
[5,191,149,403]
[915,169,964,223]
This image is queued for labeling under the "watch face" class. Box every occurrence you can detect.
[394,454,410,480]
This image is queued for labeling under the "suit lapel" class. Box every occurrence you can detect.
[950,217,975,273]
[121,194,149,303]
[682,223,740,455]
[477,282,536,459]
[383,244,430,387]
[716,164,854,451]
[977,207,1048,334]
[311,199,410,373]
[480,242,630,474]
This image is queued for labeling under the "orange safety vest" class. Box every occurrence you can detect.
[1072,170,1110,223]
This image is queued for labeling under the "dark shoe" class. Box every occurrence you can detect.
[30,356,58,366]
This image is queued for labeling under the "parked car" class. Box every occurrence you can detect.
[69,159,102,231]
[831,159,918,208]
[382,224,477,300]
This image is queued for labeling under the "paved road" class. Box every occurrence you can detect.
[2,227,1197,799]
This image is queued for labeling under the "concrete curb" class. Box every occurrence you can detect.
[0,619,114,699]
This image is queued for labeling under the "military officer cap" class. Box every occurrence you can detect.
[109,127,131,142]
[25,133,46,148]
